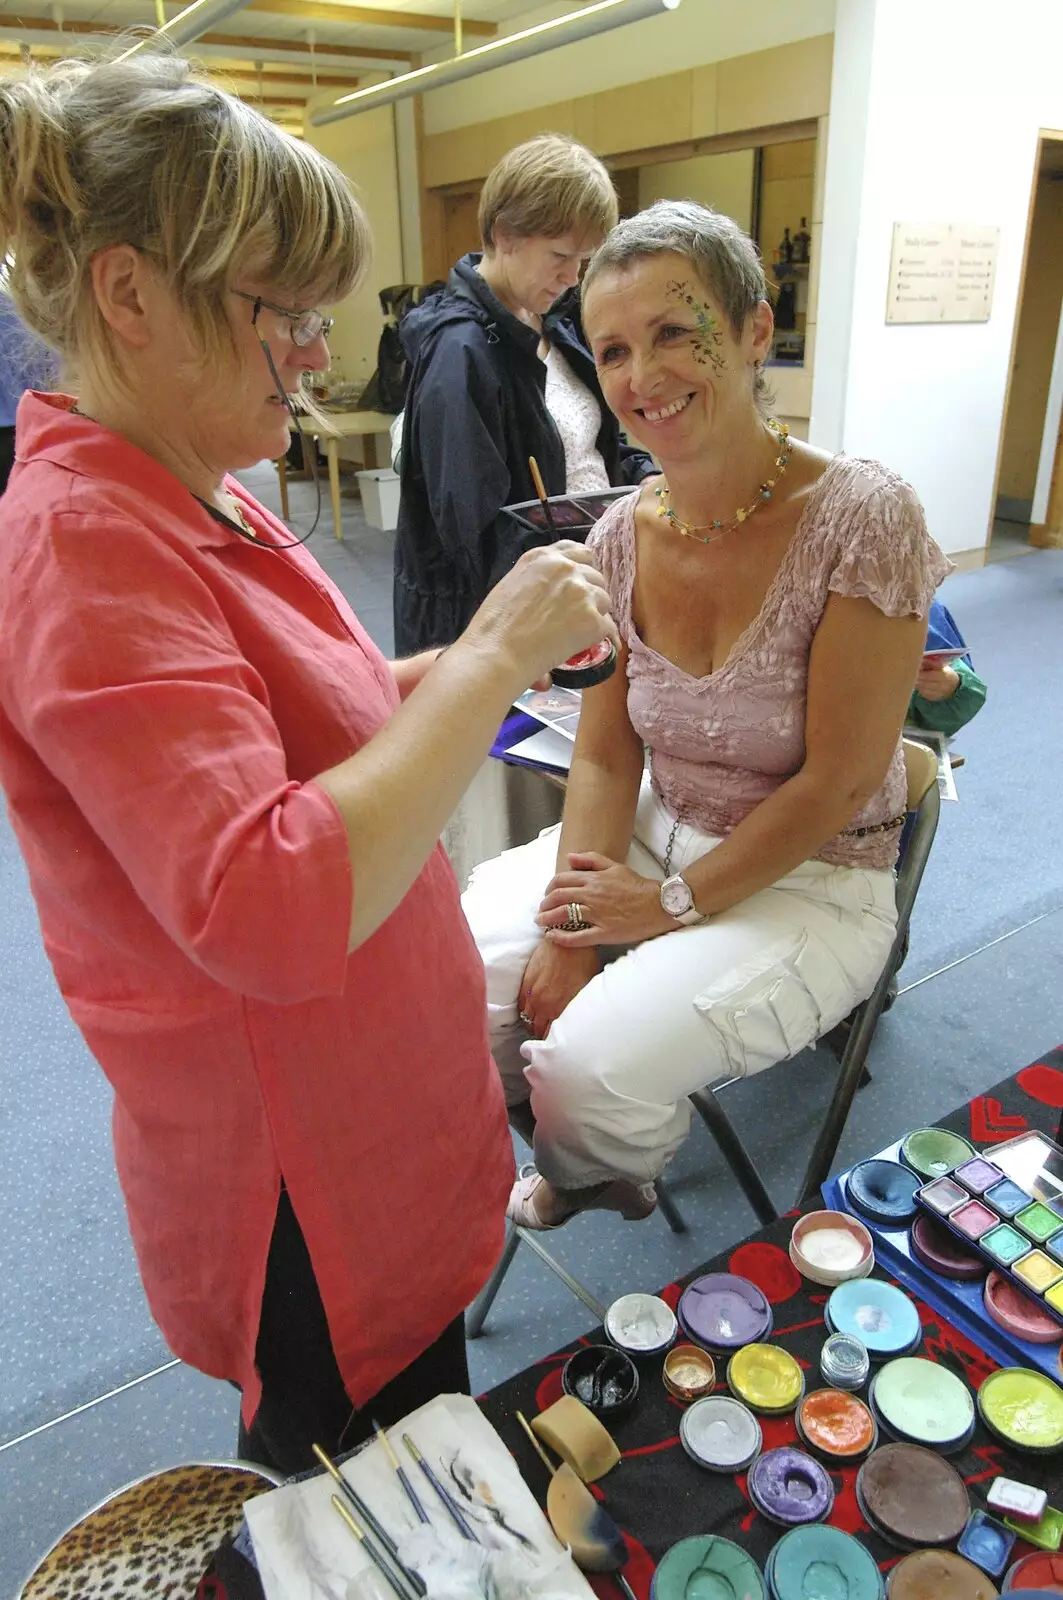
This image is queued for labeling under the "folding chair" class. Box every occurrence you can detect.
[466,739,940,1336]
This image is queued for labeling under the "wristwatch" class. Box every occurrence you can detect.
[660,872,703,926]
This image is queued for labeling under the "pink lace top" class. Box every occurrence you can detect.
[588,455,953,870]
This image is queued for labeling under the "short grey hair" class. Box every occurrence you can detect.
[583,201,772,411]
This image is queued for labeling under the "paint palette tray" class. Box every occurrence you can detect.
[823,1132,1063,1382]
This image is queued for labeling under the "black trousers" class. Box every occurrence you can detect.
[237,1189,471,1479]
[0,426,15,498]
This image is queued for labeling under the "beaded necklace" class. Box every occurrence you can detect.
[655,419,792,545]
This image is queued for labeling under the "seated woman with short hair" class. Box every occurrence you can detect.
[463,200,952,1231]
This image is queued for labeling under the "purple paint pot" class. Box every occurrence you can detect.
[747,1446,834,1528]
[954,1156,1005,1195]
[677,1273,773,1352]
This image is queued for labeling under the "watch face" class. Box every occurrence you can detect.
[661,877,693,916]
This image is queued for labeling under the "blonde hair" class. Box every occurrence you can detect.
[478,134,618,252]
[0,47,371,393]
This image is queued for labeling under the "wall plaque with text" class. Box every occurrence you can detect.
[886,222,999,324]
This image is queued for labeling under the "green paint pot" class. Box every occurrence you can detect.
[900,1127,975,1180]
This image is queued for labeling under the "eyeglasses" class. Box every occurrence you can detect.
[232,289,334,349]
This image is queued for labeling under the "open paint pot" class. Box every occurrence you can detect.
[954,1156,1007,1196]
[747,1446,833,1528]
[918,1175,974,1217]
[604,1293,677,1360]
[790,1210,874,1286]
[727,1343,805,1415]
[662,1343,716,1403]
[957,1511,1017,1580]
[677,1273,773,1353]
[856,1442,969,1549]
[911,1213,987,1281]
[869,1356,976,1453]
[985,1179,1036,1220]
[561,1345,639,1421]
[1003,1551,1063,1590]
[1003,1506,1063,1553]
[825,1279,922,1359]
[796,1388,877,1461]
[978,1368,1063,1453]
[845,1159,922,1226]
[550,640,617,691]
[885,1549,1000,1598]
[766,1524,884,1600]
[679,1393,762,1473]
[820,1331,871,1390]
[984,1272,1063,1345]
[901,1127,976,1180]
[650,1535,765,1600]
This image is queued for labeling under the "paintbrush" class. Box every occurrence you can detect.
[515,1411,637,1600]
[330,1495,422,1600]
[402,1431,479,1542]
[528,455,556,532]
[313,1443,427,1596]
[373,1419,430,1525]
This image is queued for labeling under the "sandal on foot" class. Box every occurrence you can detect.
[506,1165,657,1230]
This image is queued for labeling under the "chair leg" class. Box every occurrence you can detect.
[655,1177,688,1234]
[466,1224,520,1338]
[798,993,883,1206]
[515,1229,608,1322]
[689,1089,779,1226]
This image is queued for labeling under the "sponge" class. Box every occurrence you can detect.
[531,1396,620,1482]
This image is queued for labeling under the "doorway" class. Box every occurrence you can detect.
[993,133,1063,559]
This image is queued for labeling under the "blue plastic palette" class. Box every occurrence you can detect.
[957,1510,1016,1578]
[825,1279,921,1356]
[823,1138,1063,1382]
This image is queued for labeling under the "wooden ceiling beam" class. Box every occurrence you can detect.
[0,15,414,64]
[206,63,363,86]
[243,1,495,34]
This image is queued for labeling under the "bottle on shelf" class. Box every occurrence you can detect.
[778,227,794,266]
[793,218,812,265]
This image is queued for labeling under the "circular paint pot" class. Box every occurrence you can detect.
[845,1159,922,1226]
[747,1446,833,1529]
[1003,1552,1063,1591]
[790,1210,875,1286]
[820,1331,871,1391]
[679,1393,762,1473]
[826,1279,922,1359]
[857,1443,970,1548]
[560,1344,639,1420]
[796,1387,878,1461]
[901,1127,977,1180]
[766,1523,885,1600]
[650,1534,765,1600]
[662,1343,716,1403]
[984,1272,1063,1345]
[604,1293,677,1359]
[978,1367,1063,1453]
[550,640,617,690]
[727,1343,805,1416]
[677,1273,773,1353]
[869,1356,975,1454]
[886,1548,999,1599]
[911,1213,988,1281]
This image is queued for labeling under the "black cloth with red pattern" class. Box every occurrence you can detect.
[202,1045,1063,1598]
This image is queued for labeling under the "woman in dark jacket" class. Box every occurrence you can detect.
[394,135,655,654]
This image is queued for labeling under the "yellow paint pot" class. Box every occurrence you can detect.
[727,1343,805,1415]
[978,1366,1063,1452]
[1013,1250,1063,1294]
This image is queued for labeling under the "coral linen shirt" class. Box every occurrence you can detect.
[0,393,513,1421]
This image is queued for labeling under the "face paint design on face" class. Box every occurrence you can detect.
[666,279,727,375]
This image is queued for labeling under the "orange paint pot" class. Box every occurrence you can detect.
[796,1388,878,1461]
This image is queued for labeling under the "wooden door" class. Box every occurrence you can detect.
[442,189,482,272]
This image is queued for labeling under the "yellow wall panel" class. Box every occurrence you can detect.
[717,34,832,134]
[592,71,692,156]
[690,64,719,139]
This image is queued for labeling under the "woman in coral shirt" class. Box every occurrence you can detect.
[0,55,615,1475]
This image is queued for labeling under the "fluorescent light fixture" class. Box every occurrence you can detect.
[116,0,253,58]
[311,0,681,126]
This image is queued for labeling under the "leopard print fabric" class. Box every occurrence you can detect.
[21,1462,276,1598]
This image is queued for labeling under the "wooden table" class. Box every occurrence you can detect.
[276,409,396,541]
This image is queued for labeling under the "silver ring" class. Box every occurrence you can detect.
[559,901,592,932]
[519,1011,534,1027]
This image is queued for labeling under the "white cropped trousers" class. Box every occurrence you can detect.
[462,776,898,1190]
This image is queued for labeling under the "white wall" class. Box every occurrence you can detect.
[421,0,836,135]
[811,0,1063,556]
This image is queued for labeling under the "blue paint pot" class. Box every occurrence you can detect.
[825,1279,922,1358]
[956,1509,1016,1578]
[984,1178,1033,1219]
[766,1523,885,1599]
[845,1160,921,1226]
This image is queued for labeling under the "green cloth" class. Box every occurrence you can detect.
[907,656,987,738]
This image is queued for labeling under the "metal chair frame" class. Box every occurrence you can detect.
[466,742,940,1337]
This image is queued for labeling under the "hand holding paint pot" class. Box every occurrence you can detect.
[464,538,618,690]
[528,456,617,690]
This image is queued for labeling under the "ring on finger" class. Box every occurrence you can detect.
[518,1010,534,1027]
[559,900,593,933]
